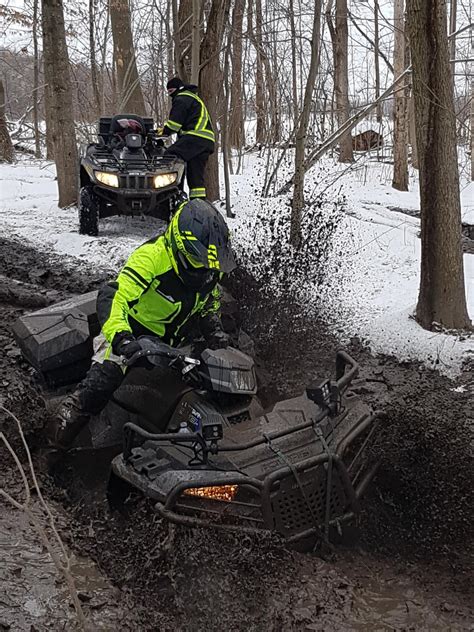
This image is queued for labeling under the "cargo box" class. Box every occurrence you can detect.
[12,291,99,387]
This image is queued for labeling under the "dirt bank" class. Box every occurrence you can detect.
[0,236,472,630]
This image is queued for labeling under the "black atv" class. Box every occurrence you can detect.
[13,293,384,550]
[78,114,185,236]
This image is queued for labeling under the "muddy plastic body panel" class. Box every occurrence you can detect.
[12,291,99,386]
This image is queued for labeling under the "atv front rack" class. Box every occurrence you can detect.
[88,146,181,172]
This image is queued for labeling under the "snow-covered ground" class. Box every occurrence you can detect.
[0,154,473,376]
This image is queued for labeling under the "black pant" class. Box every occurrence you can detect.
[164,136,214,199]
[77,361,124,414]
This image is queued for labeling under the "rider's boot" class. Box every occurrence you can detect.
[47,361,124,449]
[50,391,91,449]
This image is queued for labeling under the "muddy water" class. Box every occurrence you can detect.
[0,499,125,631]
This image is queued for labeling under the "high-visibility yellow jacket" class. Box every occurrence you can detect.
[97,234,221,347]
[163,86,215,144]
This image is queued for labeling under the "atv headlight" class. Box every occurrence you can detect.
[184,485,238,502]
[153,172,177,188]
[230,369,256,392]
[95,171,119,188]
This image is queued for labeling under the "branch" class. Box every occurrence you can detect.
[277,69,411,195]
[348,11,394,73]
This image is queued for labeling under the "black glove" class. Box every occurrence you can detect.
[112,332,141,359]
[207,330,230,350]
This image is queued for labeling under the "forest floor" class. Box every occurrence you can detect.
[0,155,473,630]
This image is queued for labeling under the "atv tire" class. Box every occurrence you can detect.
[78,186,100,236]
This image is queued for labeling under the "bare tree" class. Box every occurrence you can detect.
[407,0,471,330]
[326,0,353,162]
[89,0,101,118]
[199,0,231,201]
[228,0,245,149]
[249,0,265,144]
[190,0,201,85]
[392,0,409,191]
[374,0,382,123]
[42,0,78,207]
[290,0,323,246]
[173,0,192,81]
[109,0,146,114]
[32,0,41,158]
[0,78,15,163]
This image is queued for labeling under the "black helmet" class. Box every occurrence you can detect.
[165,199,236,289]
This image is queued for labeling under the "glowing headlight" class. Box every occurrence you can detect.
[95,171,119,188]
[184,485,238,502]
[153,172,177,188]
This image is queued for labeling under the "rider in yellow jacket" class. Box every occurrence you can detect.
[52,198,236,448]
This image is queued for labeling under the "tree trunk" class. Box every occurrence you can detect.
[109,0,146,115]
[175,0,192,81]
[471,39,474,180]
[374,0,382,123]
[41,0,78,207]
[290,0,322,246]
[89,0,101,118]
[326,0,353,162]
[228,0,245,149]
[407,0,471,330]
[392,0,409,191]
[32,0,41,158]
[449,0,456,91]
[0,79,15,163]
[253,0,265,144]
[190,0,200,85]
[408,91,418,168]
[199,0,231,201]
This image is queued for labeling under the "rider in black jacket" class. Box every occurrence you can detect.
[162,77,215,200]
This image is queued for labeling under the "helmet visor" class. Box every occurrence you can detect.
[180,233,236,273]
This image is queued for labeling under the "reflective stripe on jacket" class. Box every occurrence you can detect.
[164,89,215,144]
[97,235,220,347]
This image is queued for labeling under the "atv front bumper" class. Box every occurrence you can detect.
[94,183,179,217]
[111,408,383,546]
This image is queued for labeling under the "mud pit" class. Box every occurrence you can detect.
[0,236,472,630]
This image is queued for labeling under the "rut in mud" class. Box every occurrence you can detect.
[0,235,473,630]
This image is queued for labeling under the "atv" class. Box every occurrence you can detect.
[78,114,186,236]
[13,292,384,550]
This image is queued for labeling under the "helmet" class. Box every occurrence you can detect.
[116,118,144,137]
[165,199,236,289]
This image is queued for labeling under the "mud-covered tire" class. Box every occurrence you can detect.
[78,186,100,236]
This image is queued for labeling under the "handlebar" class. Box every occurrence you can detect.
[122,337,200,373]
